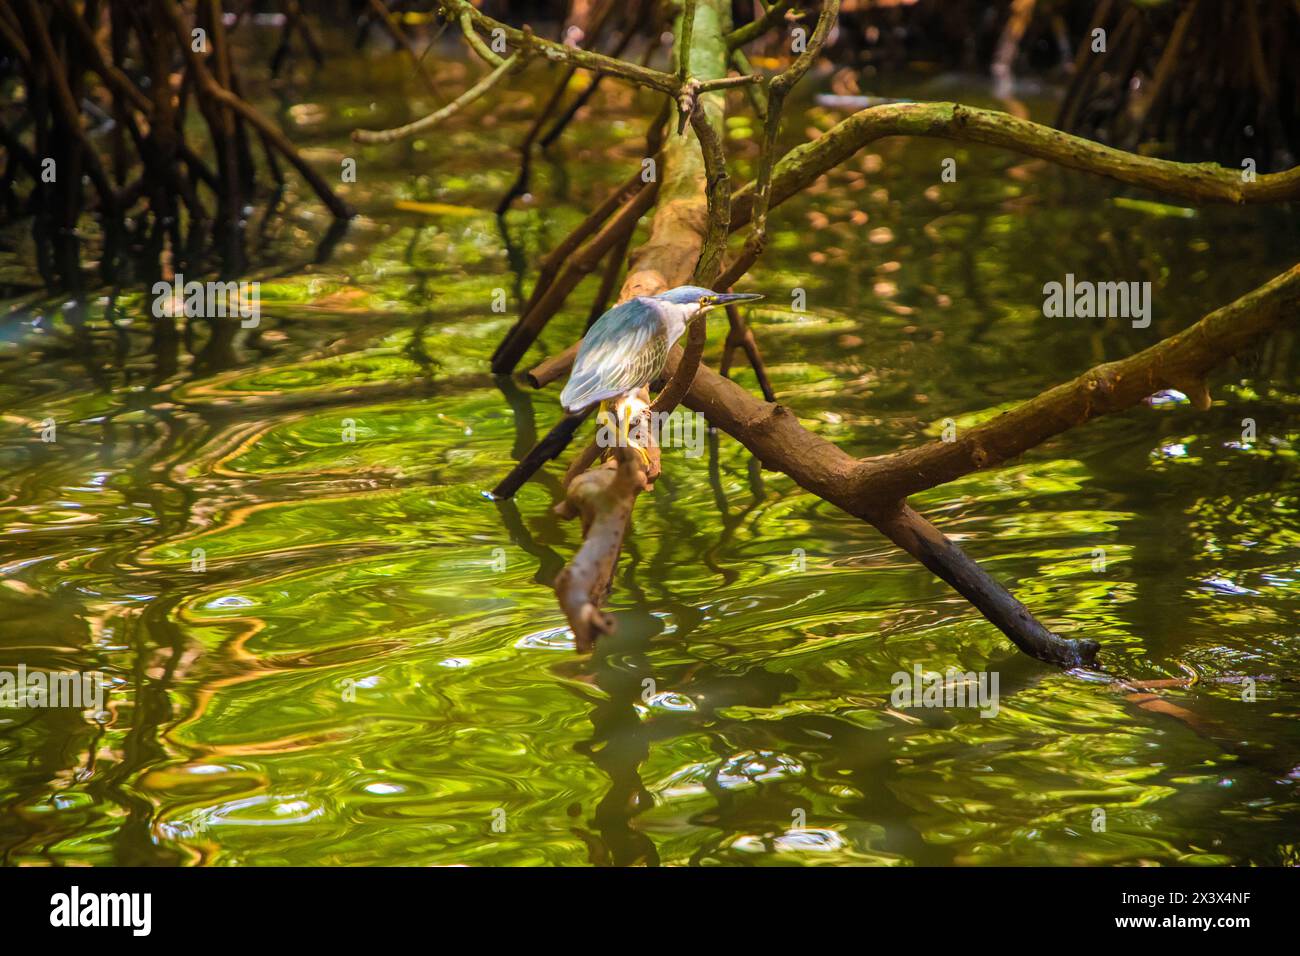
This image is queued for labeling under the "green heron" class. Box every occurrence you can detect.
[490,286,762,499]
[561,286,763,464]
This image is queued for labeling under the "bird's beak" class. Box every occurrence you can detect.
[709,292,764,305]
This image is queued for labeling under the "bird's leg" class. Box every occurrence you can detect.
[616,396,651,470]
[596,400,612,461]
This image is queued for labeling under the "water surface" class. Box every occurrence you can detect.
[1,43,1298,866]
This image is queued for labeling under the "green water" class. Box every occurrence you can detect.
[1,48,1299,866]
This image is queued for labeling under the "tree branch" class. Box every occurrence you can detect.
[727,0,799,49]
[731,102,1300,229]
[353,52,523,144]
[546,0,734,649]
[848,263,1300,502]
[440,0,679,94]
[540,96,1300,384]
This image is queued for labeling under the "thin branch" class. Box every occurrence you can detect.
[677,0,697,83]
[729,0,838,292]
[719,302,776,401]
[731,102,1300,229]
[353,52,523,144]
[727,0,799,49]
[686,105,731,288]
[457,8,506,67]
[440,0,679,94]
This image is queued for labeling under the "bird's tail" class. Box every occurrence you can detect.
[490,406,594,499]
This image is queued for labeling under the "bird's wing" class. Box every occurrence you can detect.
[560,297,669,412]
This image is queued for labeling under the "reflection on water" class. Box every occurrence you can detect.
[1,46,1298,866]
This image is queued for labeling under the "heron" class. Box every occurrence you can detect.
[561,286,763,466]
[490,286,762,499]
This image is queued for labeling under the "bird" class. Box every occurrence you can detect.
[490,286,762,499]
[560,286,763,465]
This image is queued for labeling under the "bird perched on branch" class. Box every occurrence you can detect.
[561,286,763,465]
[491,286,762,498]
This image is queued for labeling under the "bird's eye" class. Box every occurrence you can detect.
[701,296,714,306]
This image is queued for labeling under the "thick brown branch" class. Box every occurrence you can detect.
[492,176,660,374]
[553,450,651,652]
[657,264,1298,665]
[669,265,1299,517]
[875,503,1098,667]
